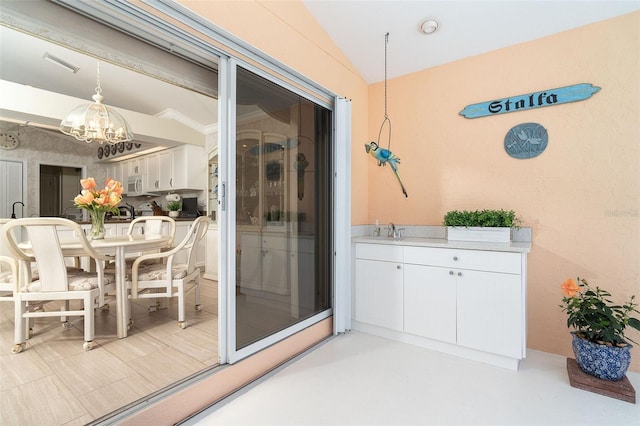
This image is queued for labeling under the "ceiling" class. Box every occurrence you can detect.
[0,0,638,135]
[302,0,640,83]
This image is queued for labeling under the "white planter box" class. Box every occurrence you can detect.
[447,226,511,243]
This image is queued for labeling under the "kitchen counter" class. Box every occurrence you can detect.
[352,236,531,253]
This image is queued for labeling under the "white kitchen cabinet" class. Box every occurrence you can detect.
[146,153,161,191]
[155,145,206,191]
[107,162,126,192]
[239,233,291,296]
[128,157,146,176]
[354,241,528,369]
[158,150,172,191]
[354,243,404,332]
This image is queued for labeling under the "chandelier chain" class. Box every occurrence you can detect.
[95,62,102,95]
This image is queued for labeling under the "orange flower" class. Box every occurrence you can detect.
[561,278,581,298]
[80,177,97,190]
[74,177,122,213]
[74,190,94,205]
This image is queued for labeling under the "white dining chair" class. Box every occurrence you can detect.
[128,216,209,329]
[126,216,176,243]
[2,218,115,353]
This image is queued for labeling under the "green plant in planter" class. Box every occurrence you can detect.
[166,201,181,211]
[560,277,640,346]
[443,209,520,228]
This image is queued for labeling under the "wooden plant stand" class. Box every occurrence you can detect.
[567,358,636,403]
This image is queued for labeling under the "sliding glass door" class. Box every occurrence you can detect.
[229,65,333,359]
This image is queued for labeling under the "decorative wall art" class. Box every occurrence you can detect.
[459,83,600,119]
[504,123,548,159]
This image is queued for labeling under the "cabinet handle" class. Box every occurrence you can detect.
[396,265,401,270]
[457,272,463,277]
[453,256,459,261]
[449,270,454,275]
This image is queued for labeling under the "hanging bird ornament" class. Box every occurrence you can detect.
[365,141,407,197]
[364,32,408,198]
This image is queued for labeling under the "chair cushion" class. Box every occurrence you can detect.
[0,270,14,284]
[134,263,188,281]
[23,272,115,292]
[31,265,84,281]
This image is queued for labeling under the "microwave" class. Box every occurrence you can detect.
[127,175,158,197]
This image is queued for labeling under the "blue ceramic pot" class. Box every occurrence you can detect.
[571,332,632,381]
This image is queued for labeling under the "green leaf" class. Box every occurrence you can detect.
[628,317,640,332]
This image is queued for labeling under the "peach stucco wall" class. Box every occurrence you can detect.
[367,12,640,371]
[177,0,370,225]
[177,1,638,370]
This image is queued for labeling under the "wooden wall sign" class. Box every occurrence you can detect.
[459,83,600,119]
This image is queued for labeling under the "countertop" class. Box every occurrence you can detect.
[353,236,531,253]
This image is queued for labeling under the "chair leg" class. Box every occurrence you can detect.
[12,299,26,353]
[82,294,96,351]
[177,281,186,329]
[194,274,202,312]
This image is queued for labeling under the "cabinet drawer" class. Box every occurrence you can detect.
[355,243,403,262]
[404,246,521,274]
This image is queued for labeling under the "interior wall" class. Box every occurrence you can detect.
[367,12,640,371]
[0,126,106,218]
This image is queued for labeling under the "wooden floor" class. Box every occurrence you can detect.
[0,275,219,425]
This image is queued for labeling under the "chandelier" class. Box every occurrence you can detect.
[59,62,133,145]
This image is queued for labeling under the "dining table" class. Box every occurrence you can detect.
[54,234,172,338]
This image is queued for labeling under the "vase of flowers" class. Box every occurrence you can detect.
[560,277,640,381]
[74,177,123,239]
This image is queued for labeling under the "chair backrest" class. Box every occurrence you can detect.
[127,216,176,245]
[171,216,210,274]
[0,219,12,271]
[2,218,108,292]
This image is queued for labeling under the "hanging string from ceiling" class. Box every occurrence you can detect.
[377,32,392,151]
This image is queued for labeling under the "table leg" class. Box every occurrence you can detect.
[115,246,128,338]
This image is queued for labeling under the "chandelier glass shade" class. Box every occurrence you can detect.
[59,62,133,145]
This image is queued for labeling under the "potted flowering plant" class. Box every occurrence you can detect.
[74,177,123,239]
[560,277,640,380]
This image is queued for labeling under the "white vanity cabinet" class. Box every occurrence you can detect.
[403,246,524,359]
[353,240,529,370]
[354,243,404,332]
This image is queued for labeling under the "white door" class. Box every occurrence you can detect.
[0,160,24,218]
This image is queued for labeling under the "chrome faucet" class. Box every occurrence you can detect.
[387,223,395,238]
[11,201,24,219]
[387,222,405,239]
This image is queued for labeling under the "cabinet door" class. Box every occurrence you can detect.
[239,234,262,291]
[261,247,289,295]
[158,151,172,190]
[354,258,403,331]
[404,264,456,344]
[146,154,160,191]
[456,270,522,358]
